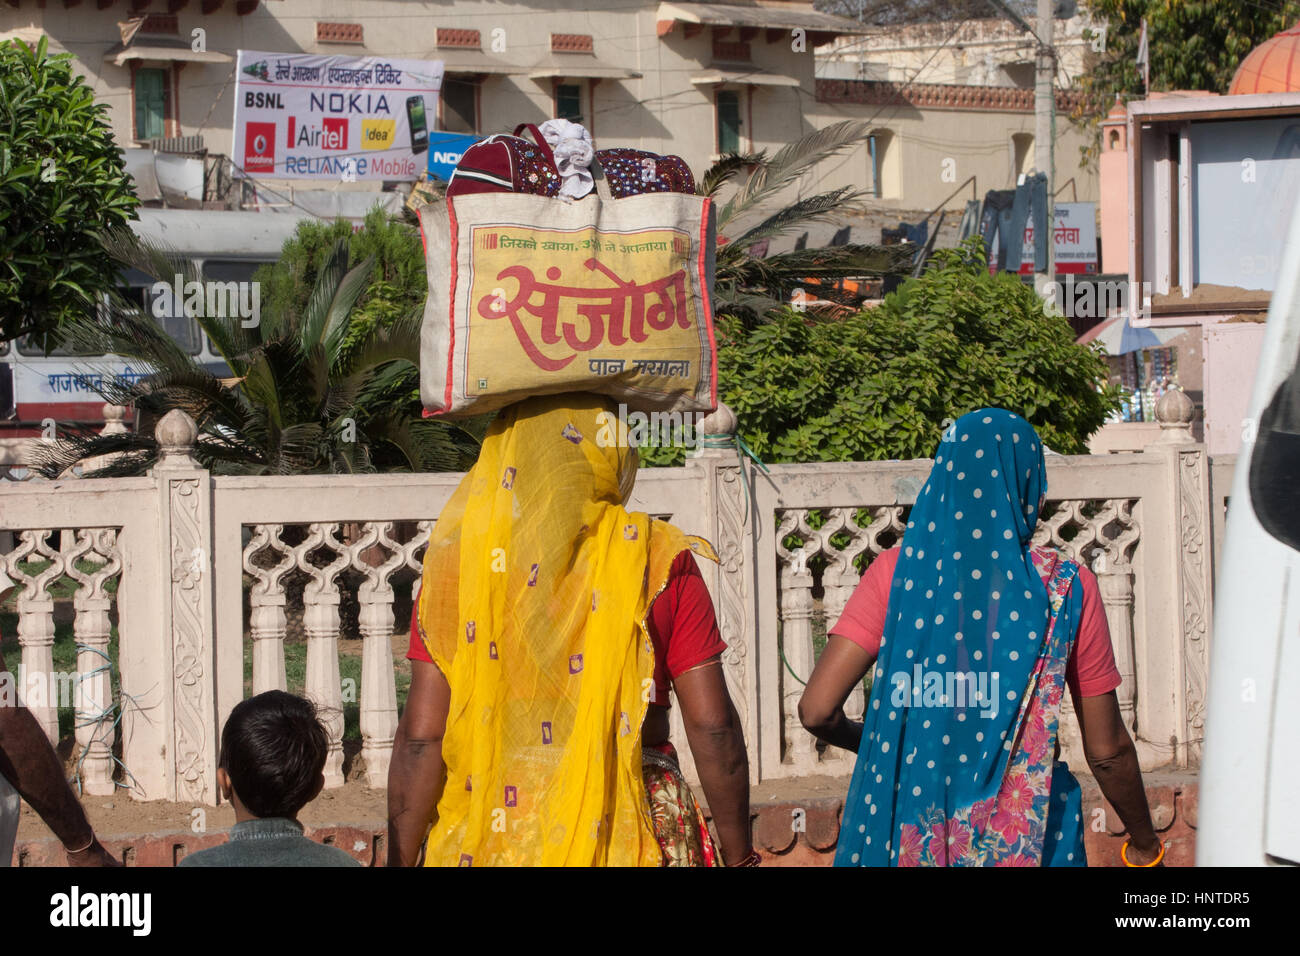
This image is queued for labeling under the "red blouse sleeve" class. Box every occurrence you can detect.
[828,548,898,658]
[407,602,432,663]
[1066,565,1123,699]
[651,550,727,679]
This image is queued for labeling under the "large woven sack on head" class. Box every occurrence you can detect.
[417,178,717,418]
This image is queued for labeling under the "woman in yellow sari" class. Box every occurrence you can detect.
[387,393,755,866]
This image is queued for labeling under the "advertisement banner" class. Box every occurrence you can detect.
[1018,202,1098,275]
[232,50,443,181]
[428,131,483,181]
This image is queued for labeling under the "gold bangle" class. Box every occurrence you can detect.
[1121,838,1165,867]
[727,849,762,867]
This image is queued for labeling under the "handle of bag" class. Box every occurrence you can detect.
[590,157,613,201]
[513,123,557,166]
[515,122,610,201]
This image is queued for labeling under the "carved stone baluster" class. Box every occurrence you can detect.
[4,530,65,743]
[64,529,121,795]
[820,508,864,732]
[777,511,817,772]
[1096,498,1155,767]
[295,523,349,788]
[243,525,294,694]
[353,522,406,787]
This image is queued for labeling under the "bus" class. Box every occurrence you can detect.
[0,208,309,438]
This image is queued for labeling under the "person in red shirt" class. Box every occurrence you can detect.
[798,408,1162,867]
[388,394,755,867]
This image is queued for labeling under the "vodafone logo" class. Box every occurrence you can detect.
[244,120,276,172]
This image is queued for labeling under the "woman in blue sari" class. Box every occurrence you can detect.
[799,409,1163,866]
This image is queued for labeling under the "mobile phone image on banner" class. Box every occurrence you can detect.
[407,95,428,154]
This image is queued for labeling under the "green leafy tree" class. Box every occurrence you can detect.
[666,238,1119,465]
[0,37,140,345]
[36,230,478,477]
[1073,0,1300,164]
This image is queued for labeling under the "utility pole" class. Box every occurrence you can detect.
[989,0,1056,285]
[1035,0,1056,282]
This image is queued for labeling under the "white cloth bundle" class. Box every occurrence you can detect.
[538,118,595,200]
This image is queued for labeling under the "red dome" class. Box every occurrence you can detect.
[1230,22,1300,94]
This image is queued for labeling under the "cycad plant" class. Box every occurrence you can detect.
[702,120,914,327]
[35,228,481,477]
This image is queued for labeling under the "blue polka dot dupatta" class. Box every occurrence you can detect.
[834,409,1088,867]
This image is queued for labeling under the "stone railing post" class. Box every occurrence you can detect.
[682,402,763,783]
[778,540,817,773]
[1142,389,1213,768]
[821,524,864,733]
[244,525,292,695]
[65,529,121,796]
[298,523,348,789]
[353,522,405,788]
[3,530,65,743]
[149,409,219,804]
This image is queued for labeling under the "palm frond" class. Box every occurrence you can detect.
[697,151,766,199]
[752,243,916,278]
[725,187,869,250]
[297,239,351,359]
[100,226,259,367]
[718,121,870,232]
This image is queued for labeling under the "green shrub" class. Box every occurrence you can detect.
[644,238,1120,466]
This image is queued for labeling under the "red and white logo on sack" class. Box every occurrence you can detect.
[243,121,276,172]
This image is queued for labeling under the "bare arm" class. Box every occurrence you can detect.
[387,658,451,867]
[673,658,752,865]
[1074,691,1162,865]
[798,636,875,753]
[0,648,117,866]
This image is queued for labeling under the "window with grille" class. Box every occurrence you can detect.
[716,90,741,154]
[556,84,582,123]
[441,78,477,133]
[134,68,167,142]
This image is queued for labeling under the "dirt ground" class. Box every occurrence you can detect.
[16,775,387,842]
[17,765,847,843]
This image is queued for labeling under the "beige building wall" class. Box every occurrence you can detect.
[805,89,1099,216]
[1,1,820,193]
[3,1,1098,223]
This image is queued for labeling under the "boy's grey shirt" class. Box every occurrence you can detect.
[178,817,360,867]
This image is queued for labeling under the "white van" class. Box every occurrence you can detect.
[1198,203,1300,866]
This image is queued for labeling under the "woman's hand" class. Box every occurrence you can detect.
[798,637,874,753]
[67,839,122,867]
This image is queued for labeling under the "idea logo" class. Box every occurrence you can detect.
[361,119,396,150]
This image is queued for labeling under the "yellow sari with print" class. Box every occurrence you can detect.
[416,393,715,866]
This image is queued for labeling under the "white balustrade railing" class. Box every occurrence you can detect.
[0,392,1222,803]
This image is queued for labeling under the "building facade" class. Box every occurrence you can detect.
[1,1,1099,221]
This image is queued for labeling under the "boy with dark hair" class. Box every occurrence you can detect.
[179,691,359,867]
